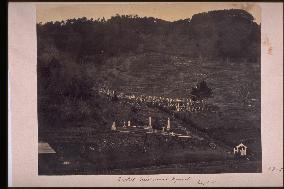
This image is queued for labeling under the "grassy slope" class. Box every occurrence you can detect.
[39,52,261,174]
[84,52,261,157]
[40,51,260,157]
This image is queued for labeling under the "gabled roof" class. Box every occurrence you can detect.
[236,143,248,149]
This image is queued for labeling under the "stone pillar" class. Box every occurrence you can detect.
[149,117,152,128]
[233,147,238,154]
[111,122,116,131]
[177,102,180,112]
[167,117,170,131]
[128,120,131,127]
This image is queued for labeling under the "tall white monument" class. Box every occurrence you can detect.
[167,117,171,131]
[128,120,131,127]
[149,117,152,128]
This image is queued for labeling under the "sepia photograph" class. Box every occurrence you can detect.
[36,3,262,175]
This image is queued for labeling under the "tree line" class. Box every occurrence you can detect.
[37,9,260,63]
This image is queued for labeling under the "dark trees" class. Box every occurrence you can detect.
[190,81,213,101]
[37,9,260,62]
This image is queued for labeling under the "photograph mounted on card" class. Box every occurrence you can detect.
[8,2,283,187]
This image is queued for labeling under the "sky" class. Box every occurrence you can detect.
[37,2,261,24]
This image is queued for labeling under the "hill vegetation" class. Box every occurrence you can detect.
[37,9,261,136]
[37,9,260,61]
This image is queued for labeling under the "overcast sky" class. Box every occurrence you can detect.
[37,2,261,24]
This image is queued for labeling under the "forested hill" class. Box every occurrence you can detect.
[37,9,261,131]
[37,9,260,63]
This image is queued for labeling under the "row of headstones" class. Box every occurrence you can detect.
[111,117,171,131]
[176,105,209,112]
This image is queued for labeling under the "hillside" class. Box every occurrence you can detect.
[37,9,261,160]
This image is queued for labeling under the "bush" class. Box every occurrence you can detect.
[190,80,213,101]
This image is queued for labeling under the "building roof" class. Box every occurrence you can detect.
[38,142,56,154]
[236,143,247,149]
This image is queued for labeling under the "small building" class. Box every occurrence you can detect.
[234,143,248,156]
[38,142,57,174]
